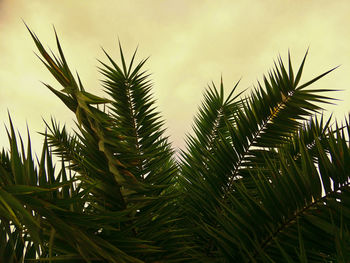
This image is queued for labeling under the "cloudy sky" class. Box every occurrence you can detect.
[0,0,349,154]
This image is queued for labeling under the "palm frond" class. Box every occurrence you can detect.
[207,115,350,262]
[23,26,189,261]
[1,116,147,262]
[179,52,341,260]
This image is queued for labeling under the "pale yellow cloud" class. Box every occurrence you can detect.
[0,0,349,154]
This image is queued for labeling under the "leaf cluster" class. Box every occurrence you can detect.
[0,27,349,262]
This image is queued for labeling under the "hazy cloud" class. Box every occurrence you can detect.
[0,0,349,153]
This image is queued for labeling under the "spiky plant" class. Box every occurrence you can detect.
[0,26,349,262]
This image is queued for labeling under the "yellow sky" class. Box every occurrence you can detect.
[0,0,349,154]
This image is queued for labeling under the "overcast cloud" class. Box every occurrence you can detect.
[0,0,349,154]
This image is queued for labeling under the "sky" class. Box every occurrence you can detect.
[0,0,349,155]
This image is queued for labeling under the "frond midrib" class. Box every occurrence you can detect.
[224,90,291,198]
[250,181,350,261]
[125,81,145,178]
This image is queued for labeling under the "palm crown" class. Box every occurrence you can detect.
[0,26,349,262]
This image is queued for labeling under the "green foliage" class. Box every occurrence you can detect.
[0,26,349,262]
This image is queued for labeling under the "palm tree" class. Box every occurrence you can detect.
[0,26,349,262]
